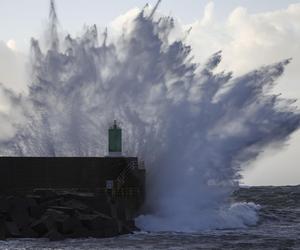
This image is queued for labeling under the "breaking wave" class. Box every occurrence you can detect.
[0,0,299,231]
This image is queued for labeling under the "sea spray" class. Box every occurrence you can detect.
[0,0,299,231]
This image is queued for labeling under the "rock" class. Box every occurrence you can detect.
[59,216,82,235]
[29,205,44,219]
[121,220,138,234]
[45,208,69,222]
[6,196,32,229]
[0,191,140,240]
[31,215,55,236]
[0,198,9,213]
[44,209,71,236]
[10,209,32,229]
[40,198,64,208]
[20,227,39,238]
[89,230,105,238]
[26,197,38,207]
[69,226,90,239]
[61,199,88,211]
[31,221,48,236]
[26,195,42,204]
[78,214,105,233]
[73,194,111,215]
[33,189,57,200]
[82,215,121,238]
[61,192,96,201]
[103,218,121,237]
[44,230,65,241]
[79,214,122,238]
[0,224,7,240]
[5,221,21,237]
[48,206,75,216]
[8,196,28,210]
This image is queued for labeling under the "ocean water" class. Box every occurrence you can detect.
[0,185,299,250]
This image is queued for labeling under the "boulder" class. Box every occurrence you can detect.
[44,229,65,241]
[68,226,90,239]
[72,194,111,215]
[33,189,57,200]
[63,212,121,238]
[31,215,55,236]
[0,191,140,240]
[121,220,138,234]
[26,195,42,204]
[7,196,28,211]
[29,205,44,219]
[61,199,88,211]
[10,209,32,229]
[40,198,64,208]
[103,218,121,237]
[20,227,39,238]
[45,208,69,222]
[5,221,21,237]
[0,223,7,240]
[79,214,105,232]
[0,198,9,213]
[83,215,121,238]
[59,216,82,235]
[48,206,75,216]
[26,197,38,207]
[44,208,71,235]
[6,196,32,229]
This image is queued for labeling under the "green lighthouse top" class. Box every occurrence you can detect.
[108,120,122,156]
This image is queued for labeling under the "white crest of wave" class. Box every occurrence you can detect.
[0,0,299,232]
[137,202,260,232]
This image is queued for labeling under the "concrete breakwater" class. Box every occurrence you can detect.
[0,157,145,240]
[0,189,140,241]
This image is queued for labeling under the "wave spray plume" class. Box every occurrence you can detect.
[0,0,299,232]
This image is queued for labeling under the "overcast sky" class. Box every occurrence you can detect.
[0,0,300,185]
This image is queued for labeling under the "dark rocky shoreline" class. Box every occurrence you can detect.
[0,189,139,241]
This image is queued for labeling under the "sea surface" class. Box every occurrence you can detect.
[0,186,299,250]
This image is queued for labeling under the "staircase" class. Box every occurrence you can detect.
[114,160,138,191]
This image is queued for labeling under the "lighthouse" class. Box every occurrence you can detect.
[108,120,122,157]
